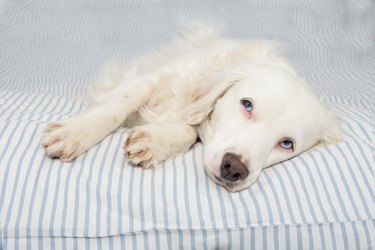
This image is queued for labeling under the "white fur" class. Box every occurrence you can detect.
[42,25,341,192]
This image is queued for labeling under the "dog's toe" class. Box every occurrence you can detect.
[124,129,159,168]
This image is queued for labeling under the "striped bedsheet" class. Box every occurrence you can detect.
[1,0,374,249]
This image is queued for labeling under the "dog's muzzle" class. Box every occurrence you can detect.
[220,152,249,182]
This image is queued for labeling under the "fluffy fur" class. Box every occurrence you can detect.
[42,24,341,192]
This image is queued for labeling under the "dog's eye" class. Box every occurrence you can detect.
[279,139,294,151]
[240,98,253,113]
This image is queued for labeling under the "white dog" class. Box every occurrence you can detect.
[42,25,341,192]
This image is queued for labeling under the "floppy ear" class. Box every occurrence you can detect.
[183,67,240,125]
[317,109,342,145]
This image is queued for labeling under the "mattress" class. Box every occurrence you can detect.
[1,0,374,249]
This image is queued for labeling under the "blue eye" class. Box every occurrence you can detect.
[241,98,253,112]
[279,140,294,150]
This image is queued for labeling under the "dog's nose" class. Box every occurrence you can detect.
[220,153,249,182]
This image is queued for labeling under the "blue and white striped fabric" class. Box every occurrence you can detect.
[1,0,374,249]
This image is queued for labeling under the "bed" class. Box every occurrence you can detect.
[1,0,374,249]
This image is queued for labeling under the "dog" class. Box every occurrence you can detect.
[42,24,341,192]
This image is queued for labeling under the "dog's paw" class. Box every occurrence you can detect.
[124,128,161,168]
[42,121,86,162]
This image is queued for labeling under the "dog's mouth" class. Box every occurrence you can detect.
[209,173,243,192]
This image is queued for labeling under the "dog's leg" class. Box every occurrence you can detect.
[42,77,155,161]
[124,123,197,168]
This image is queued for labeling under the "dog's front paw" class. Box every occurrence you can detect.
[42,121,86,162]
[124,128,161,168]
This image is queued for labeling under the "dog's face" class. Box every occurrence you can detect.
[200,64,340,192]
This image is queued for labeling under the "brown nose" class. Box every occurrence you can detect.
[220,153,249,182]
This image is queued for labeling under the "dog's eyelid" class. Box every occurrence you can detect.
[240,98,254,106]
[283,137,295,143]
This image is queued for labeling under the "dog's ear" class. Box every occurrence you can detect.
[183,67,240,125]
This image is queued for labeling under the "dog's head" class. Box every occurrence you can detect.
[185,55,341,192]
